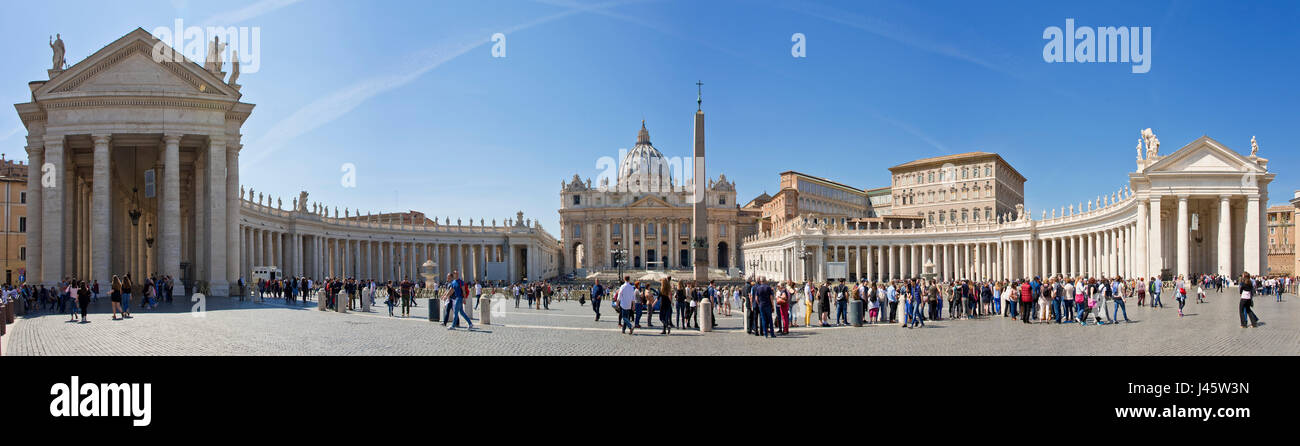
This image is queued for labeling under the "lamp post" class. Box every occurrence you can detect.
[748,259,758,280]
[797,248,814,284]
[612,248,628,281]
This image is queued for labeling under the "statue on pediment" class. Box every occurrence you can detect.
[276,197,282,209]
[228,50,241,88]
[205,36,226,77]
[1141,128,1160,158]
[50,34,66,70]
[298,191,309,211]
[1251,136,1259,157]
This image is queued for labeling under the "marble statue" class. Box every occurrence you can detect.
[228,50,241,87]
[50,34,66,70]
[1136,139,1144,159]
[205,36,226,77]
[240,185,246,199]
[298,191,309,211]
[1251,136,1259,157]
[1141,128,1160,158]
[257,192,263,205]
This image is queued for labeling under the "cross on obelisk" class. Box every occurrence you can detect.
[692,81,708,281]
[696,80,703,111]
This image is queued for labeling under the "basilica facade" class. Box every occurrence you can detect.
[558,121,759,277]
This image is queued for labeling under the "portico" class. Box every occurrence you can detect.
[16,28,249,296]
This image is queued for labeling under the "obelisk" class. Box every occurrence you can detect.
[692,81,708,282]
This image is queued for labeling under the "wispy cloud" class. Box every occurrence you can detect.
[247,0,641,164]
[0,126,20,142]
[202,0,306,24]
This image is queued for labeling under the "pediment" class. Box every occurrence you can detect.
[629,195,673,208]
[1144,136,1259,174]
[35,28,238,99]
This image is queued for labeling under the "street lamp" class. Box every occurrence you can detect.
[612,248,628,281]
[748,259,758,280]
[797,248,814,284]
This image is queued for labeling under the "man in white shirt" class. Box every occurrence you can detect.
[473,281,484,310]
[616,276,637,335]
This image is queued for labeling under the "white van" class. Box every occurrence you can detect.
[251,266,280,283]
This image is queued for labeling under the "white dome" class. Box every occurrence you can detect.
[618,120,673,189]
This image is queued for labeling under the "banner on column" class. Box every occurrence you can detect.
[486,262,507,281]
[826,262,847,280]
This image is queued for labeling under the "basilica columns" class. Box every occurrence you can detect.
[41,134,65,285]
[1244,195,1261,274]
[207,136,229,295]
[159,134,181,279]
[91,134,113,281]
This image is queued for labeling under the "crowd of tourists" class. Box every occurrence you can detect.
[576,271,1291,337]
[8,273,177,322]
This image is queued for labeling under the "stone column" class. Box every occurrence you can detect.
[25,141,43,283]
[87,134,113,282]
[1149,197,1163,278]
[206,137,229,296]
[1244,195,1261,274]
[41,135,65,285]
[1137,199,1148,278]
[226,145,240,284]
[1176,196,1189,279]
[1218,195,1232,277]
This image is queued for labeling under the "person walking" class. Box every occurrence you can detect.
[1239,273,1260,328]
[109,276,123,320]
[76,281,91,323]
[1112,278,1131,323]
[616,276,637,335]
[591,279,605,322]
[121,273,133,319]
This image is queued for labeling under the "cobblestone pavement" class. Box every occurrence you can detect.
[4,289,1297,355]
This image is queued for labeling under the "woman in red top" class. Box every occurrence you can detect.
[1019,280,1033,324]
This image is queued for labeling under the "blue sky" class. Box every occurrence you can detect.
[3,0,1298,233]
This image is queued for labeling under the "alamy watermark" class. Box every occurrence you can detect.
[591,151,705,204]
[1043,19,1150,73]
[149,19,261,73]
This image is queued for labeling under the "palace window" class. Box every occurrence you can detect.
[20,192,26,204]
[572,195,581,205]
[19,246,25,261]
[720,224,727,237]
[681,223,689,235]
[647,223,655,234]
[573,226,581,237]
[19,217,26,233]
[719,196,726,205]
[613,225,621,236]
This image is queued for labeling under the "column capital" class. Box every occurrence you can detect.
[1177,194,1189,201]
[91,133,112,145]
[162,133,183,145]
[42,134,65,146]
